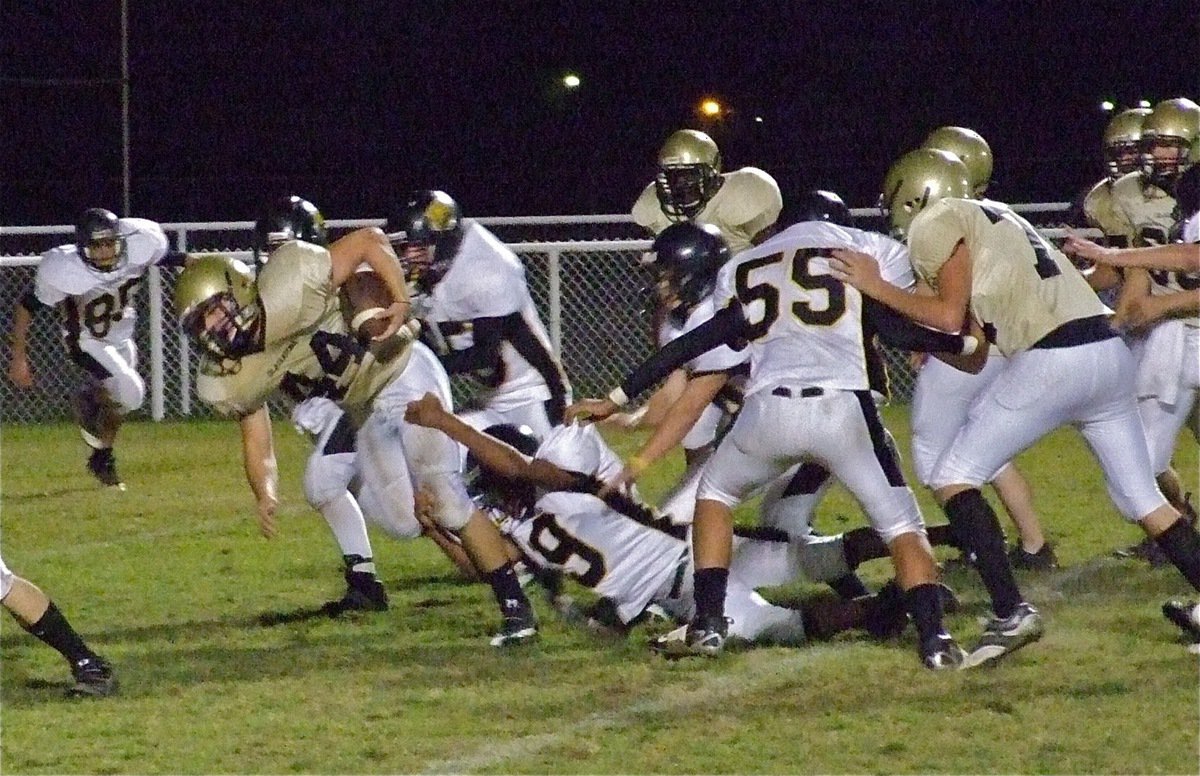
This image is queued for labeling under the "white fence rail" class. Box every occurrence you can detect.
[0,207,1085,424]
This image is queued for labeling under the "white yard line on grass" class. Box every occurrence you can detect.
[419,645,838,774]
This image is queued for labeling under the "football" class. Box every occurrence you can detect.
[339,270,394,341]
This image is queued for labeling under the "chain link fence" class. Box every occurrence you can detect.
[0,210,1084,424]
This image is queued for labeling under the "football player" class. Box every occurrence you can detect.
[2,552,116,697]
[572,212,985,669]
[622,130,782,528]
[387,190,571,437]
[830,148,1200,658]
[917,131,1054,570]
[631,128,782,254]
[6,208,186,489]
[1107,99,1200,564]
[173,213,539,646]
[403,396,918,650]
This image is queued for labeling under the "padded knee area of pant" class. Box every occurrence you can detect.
[423,473,474,531]
[303,452,358,509]
[107,375,145,413]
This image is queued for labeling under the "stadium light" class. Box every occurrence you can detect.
[699,98,722,118]
[1137,99,1152,108]
[562,73,581,89]
[1100,100,1115,112]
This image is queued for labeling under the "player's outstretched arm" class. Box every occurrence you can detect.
[1063,232,1200,272]
[6,298,37,389]
[238,406,279,539]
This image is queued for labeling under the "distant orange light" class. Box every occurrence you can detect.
[700,99,722,117]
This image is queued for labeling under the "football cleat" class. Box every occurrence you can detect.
[962,602,1044,668]
[86,448,125,491]
[1162,599,1200,649]
[1113,536,1169,567]
[649,615,728,659]
[67,656,117,698]
[921,633,966,671]
[489,609,538,647]
[321,570,389,617]
[1009,542,1058,571]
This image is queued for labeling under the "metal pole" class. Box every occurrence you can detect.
[120,0,131,216]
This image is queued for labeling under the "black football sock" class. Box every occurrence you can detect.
[904,583,947,647]
[21,602,97,665]
[485,562,531,617]
[827,573,871,599]
[693,567,729,622]
[944,489,1023,619]
[925,523,960,551]
[841,526,889,568]
[1155,518,1200,591]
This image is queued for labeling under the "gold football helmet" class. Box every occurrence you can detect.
[881,149,971,239]
[921,126,993,197]
[1141,97,1200,186]
[654,129,723,221]
[1101,108,1151,180]
[173,255,260,361]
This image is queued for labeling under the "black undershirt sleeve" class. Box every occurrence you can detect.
[619,303,747,400]
[438,314,508,375]
[864,297,967,354]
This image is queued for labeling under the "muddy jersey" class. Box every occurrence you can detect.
[500,424,684,624]
[418,220,568,412]
[196,242,410,419]
[1111,172,1177,247]
[908,198,1110,355]
[632,167,782,254]
[34,218,169,344]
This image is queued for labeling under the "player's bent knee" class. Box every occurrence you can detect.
[303,451,358,509]
[107,374,145,413]
[423,473,475,531]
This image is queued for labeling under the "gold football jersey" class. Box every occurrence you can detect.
[1111,172,1177,247]
[197,241,410,419]
[631,167,782,254]
[908,198,1110,355]
[1082,178,1135,244]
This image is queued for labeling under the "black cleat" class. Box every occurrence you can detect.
[321,570,389,617]
[1162,599,1200,652]
[1113,536,1169,567]
[489,608,539,647]
[862,580,910,640]
[1009,542,1058,571]
[87,448,125,491]
[67,656,117,698]
[921,633,966,671]
[650,614,728,658]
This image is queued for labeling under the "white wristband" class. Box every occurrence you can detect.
[607,387,630,407]
[960,335,980,356]
[350,307,386,331]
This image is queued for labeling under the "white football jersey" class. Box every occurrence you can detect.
[632,167,782,254]
[1111,172,1177,247]
[501,423,686,624]
[34,217,168,344]
[712,221,912,397]
[908,198,1110,355]
[418,221,568,412]
[657,295,749,375]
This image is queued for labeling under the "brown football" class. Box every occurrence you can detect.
[340,270,394,341]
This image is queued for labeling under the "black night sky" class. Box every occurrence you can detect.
[3,1,1198,225]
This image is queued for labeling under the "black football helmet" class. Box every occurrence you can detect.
[252,195,328,268]
[644,222,731,325]
[464,424,540,517]
[385,190,464,291]
[780,189,854,228]
[75,208,126,272]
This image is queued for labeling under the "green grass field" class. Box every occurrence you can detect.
[2,409,1197,774]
